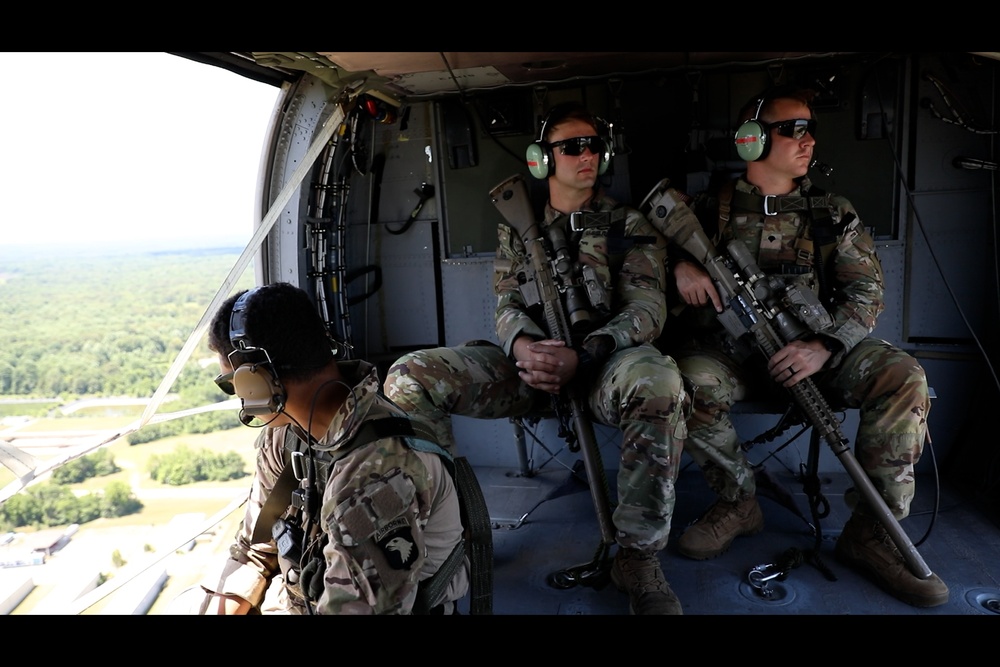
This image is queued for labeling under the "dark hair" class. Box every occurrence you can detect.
[738,86,817,124]
[208,282,334,383]
[541,101,603,142]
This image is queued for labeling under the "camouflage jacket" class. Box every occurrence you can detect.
[658,175,884,365]
[717,176,884,362]
[494,193,668,355]
[199,359,468,614]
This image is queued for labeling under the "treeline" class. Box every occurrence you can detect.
[0,481,142,531]
[0,245,256,530]
[0,246,254,397]
[124,367,244,444]
[1,450,142,530]
[147,444,247,485]
[0,445,248,531]
[52,449,120,484]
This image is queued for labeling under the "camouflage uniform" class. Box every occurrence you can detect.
[198,360,469,614]
[664,176,930,519]
[385,195,688,552]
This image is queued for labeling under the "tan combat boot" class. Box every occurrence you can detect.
[677,496,764,560]
[610,547,683,615]
[835,513,949,607]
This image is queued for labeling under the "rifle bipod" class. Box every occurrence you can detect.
[546,542,614,590]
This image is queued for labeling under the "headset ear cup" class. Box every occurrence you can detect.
[232,364,285,416]
[598,143,612,176]
[734,119,769,161]
[526,142,552,179]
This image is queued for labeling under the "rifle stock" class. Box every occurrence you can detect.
[641,179,934,580]
[490,174,617,549]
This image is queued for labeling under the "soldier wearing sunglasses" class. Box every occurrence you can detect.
[661,86,948,608]
[385,102,690,614]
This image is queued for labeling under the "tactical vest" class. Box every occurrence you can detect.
[556,204,658,326]
[252,416,493,615]
[566,204,650,273]
[713,179,849,308]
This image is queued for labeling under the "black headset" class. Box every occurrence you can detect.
[228,287,286,421]
[525,103,613,180]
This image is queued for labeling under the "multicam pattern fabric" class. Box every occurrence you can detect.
[676,339,929,517]
[385,341,688,551]
[386,195,688,553]
[660,176,931,519]
[722,176,883,356]
[495,196,668,354]
[198,360,467,614]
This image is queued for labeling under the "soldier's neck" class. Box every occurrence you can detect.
[284,368,349,440]
[548,182,594,214]
[745,166,797,196]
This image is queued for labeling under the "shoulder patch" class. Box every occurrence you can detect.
[375,517,418,570]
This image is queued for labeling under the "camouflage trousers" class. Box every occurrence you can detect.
[384,340,688,552]
[676,337,931,519]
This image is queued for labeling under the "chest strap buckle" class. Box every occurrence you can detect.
[763,195,778,217]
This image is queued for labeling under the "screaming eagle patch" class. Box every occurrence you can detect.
[375,517,418,570]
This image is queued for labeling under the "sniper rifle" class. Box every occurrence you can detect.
[489,173,616,588]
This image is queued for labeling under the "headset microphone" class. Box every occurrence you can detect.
[239,411,255,427]
[810,159,834,176]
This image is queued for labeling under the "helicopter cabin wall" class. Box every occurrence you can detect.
[898,53,1000,513]
[276,53,997,483]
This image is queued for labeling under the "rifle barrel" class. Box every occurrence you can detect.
[491,174,617,548]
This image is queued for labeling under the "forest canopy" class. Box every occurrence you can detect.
[0,246,254,398]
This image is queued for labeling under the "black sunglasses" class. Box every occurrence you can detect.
[548,135,606,157]
[214,371,236,396]
[766,118,817,140]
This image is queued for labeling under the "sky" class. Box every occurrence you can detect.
[0,52,279,250]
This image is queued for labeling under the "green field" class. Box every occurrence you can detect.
[0,401,61,418]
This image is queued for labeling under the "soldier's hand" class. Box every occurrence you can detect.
[515,339,576,393]
[673,260,722,313]
[767,339,831,387]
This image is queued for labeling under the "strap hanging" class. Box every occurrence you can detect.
[454,455,494,615]
[252,459,300,544]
